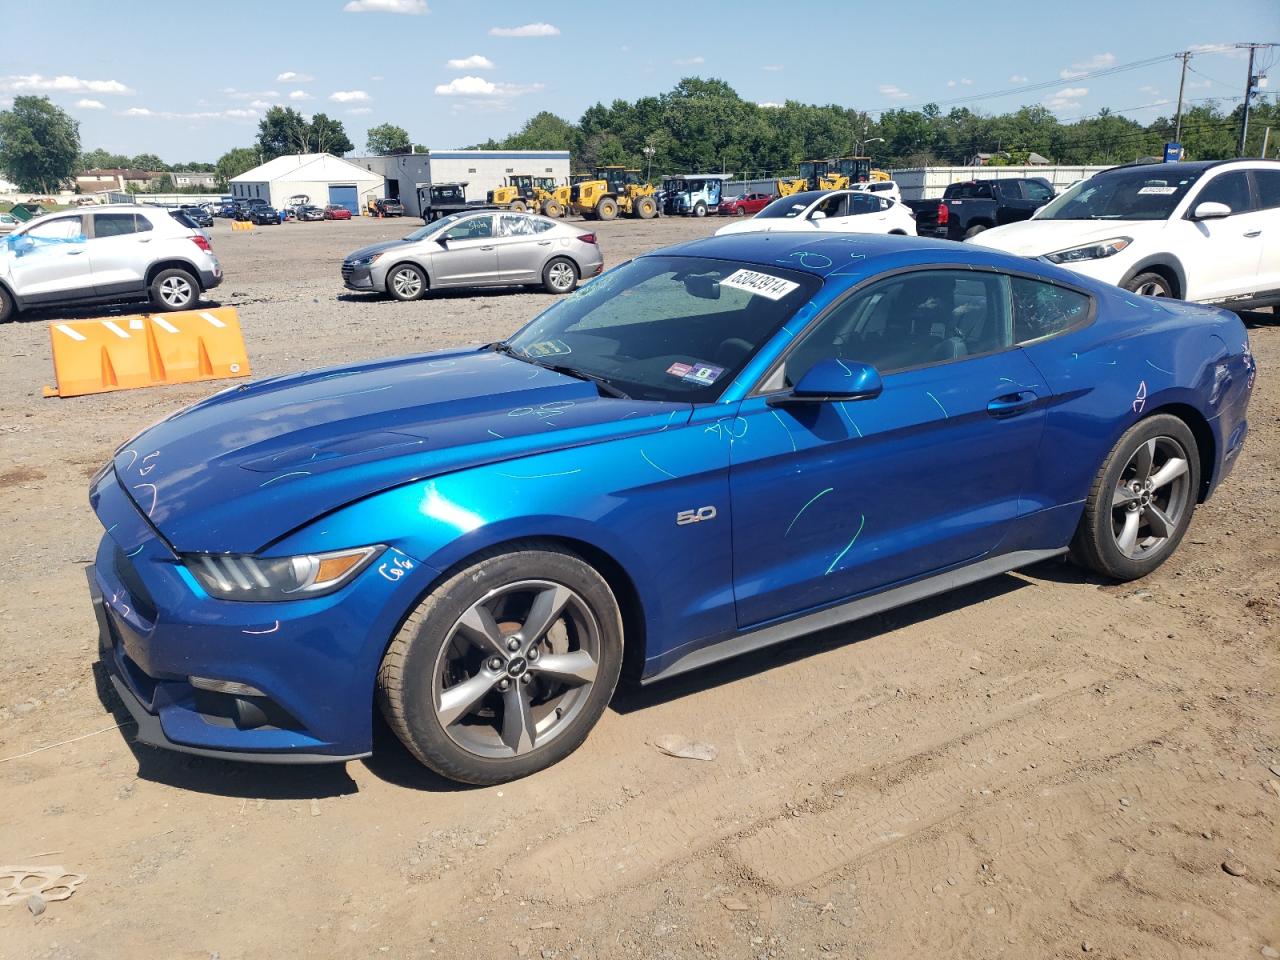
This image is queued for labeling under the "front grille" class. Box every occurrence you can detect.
[341,263,355,281]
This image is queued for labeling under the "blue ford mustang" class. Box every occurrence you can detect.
[88,233,1254,783]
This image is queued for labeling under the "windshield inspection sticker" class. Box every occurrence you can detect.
[719,268,801,301]
[667,361,725,386]
[524,338,572,358]
[1138,185,1177,195]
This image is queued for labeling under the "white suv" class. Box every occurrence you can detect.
[972,159,1279,309]
[0,204,222,322]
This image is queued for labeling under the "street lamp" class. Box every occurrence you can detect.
[642,145,655,182]
[858,137,885,155]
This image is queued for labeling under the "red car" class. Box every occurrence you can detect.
[719,192,774,216]
[323,204,353,220]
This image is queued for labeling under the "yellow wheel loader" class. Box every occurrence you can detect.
[570,166,658,221]
[486,175,537,212]
[533,176,571,218]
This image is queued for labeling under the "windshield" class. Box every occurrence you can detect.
[1036,167,1204,221]
[504,255,820,403]
[402,217,455,241]
[756,192,823,219]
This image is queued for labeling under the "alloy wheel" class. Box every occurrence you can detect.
[1135,279,1170,297]
[391,267,423,298]
[548,261,575,292]
[1110,436,1191,560]
[431,580,601,758]
[160,276,193,307]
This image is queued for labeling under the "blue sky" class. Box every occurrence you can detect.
[0,0,1275,163]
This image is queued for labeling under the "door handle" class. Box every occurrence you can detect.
[480,245,495,251]
[137,237,152,243]
[66,249,85,255]
[987,391,1038,419]
[1243,229,1262,238]
[537,240,552,245]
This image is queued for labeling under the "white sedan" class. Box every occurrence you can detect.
[714,189,917,238]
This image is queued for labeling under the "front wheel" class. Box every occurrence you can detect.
[542,256,578,294]
[542,200,563,219]
[149,268,198,311]
[693,202,707,218]
[963,224,987,240]
[595,197,618,221]
[1071,414,1199,581]
[737,206,747,216]
[0,285,14,323]
[376,543,624,785]
[1124,272,1173,298]
[386,263,428,301]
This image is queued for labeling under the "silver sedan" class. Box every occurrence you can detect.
[341,211,604,301]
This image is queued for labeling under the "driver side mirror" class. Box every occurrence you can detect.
[809,210,827,220]
[767,358,883,406]
[1191,201,1231,220]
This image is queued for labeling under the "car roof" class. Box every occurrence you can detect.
[653,232,956,278]
[1097,158,1280,178]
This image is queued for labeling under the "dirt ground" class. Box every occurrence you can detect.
[1,213,1277,960]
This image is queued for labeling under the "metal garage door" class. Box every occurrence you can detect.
[328,185,358,215]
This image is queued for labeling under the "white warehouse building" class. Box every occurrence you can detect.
[353,149,571,218]
[229,153,383,215]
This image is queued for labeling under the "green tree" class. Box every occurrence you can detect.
[309,113,353,155]
[366,122,411,155]
[257,106,311,158]
[130,153,168,171]
[0,96,81,192]
[79,148,129,171]
[216,146,261,184]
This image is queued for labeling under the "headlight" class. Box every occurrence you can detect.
[183,546,380,601]
[348,253,383,267]
[1044,237,1132,264]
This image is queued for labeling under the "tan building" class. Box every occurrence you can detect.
[75,168,165,194]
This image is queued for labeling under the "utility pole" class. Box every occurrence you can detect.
[1237,42,1272,157]
[1173,51,1190,143]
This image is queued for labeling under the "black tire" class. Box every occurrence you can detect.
[376,542,624,784]
[0,285,13,323]
[596,197,618,221]
[510,200,527,213]
[542,200,563,219]
[737,206,747,216]
[542,256,578,294]
[963,223,987,240]
[149,268,199,312]
[1124,271,1174,298]
[634,197,656,220]
[385,262,428,301]
[693,201,707,218]
[1070,414,1199,581]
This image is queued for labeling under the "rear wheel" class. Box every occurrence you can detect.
[542,257,578,294]
[0,285,13,323]
[386,263,428,301]
[1071,414,1199,581]
[693,201,707,218]
[737,206,747,216]
[1124,272,1173,298]
[596,197,618,221]
[149,268,198,312]
[963,223,987,240]
[376,543,623,784]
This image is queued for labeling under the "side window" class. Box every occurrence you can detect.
[94,213,139,238]
[443,215,493,240]
[1251,169,1280,210]
[26,216,84,240]
[849,194,880,216]
[1196,172,1254,214]
[531,218,555,234]
[782,270,1013,386]
[497,214,536,237]
[812,194,847,219]
[1023,180,1054,202]
[1011,277,1091,344]
[997,181,1022,199]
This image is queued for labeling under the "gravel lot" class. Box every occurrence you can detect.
[1,214,1277,959]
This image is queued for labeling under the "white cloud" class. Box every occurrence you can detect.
[74,98,105,110]
[343,0,427,13]
[1060,53,1115,80]
[763,64,783,72]
[0,74,133,95]
[877,84,910,100]
[674,56,705,66]
[288,90,312,101]
[1009,74,1029,83]
[121,106,153,116]
[370,75,384,81]
[249,99,272,109]
[960,78,972,85]
[489,22,559,37]
[447,54,494,70]
[224,88,279,101]
[1139,85,1160,96]
[119,106,260,121]
[1043,86,1088,111]
[433,75,544,98]
[1189,43,1248,59]
[276,71,314,83]
[347,107,373,114]
[758,101,783,108]
[223,108,259,119]
[330,89,370,102]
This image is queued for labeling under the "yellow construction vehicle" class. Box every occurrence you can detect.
[486,174,538,211]
[797,159,832,191]
[532,176,571,217]
[819,156,875,190]
[775,176,809,197]
[569,166,658,220]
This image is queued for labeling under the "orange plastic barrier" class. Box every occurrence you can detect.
[231,220,254,232]
[42,307,251,398]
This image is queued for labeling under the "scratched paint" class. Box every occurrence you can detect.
[770,409,798,452]
[242,621,281,636]
[837,402,864,438]
[260,471,312,487]
[925,391,949,418]
[494,468,582,480]
[785,487,833,536]
[133,482,158,516]
[825,514,866,575]
[1132,380,1148,414]
[640,450,677,479]
[1145,359,1174,375]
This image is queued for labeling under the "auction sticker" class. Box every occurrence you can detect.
[666,362,693,378]
[720,268,800,300]
[1137,185,1177,195]
[666,361,725,385]
[525,338,572,358]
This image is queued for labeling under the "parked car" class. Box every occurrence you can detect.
[216,201,241,218]
[180,206,214,228]
[297,205,326,222]
[374,197,405,217]
[719,192,775,217]
[851,179,902,203]
[324,204,353,221]
[0,204,222,322]
[716,189,917,237]
[342,211,602,300]
[973,159,1280,307]
[0,212,18,235]
[87,231,1252,782]
[245,205,280,226]
[906,178,1055,241]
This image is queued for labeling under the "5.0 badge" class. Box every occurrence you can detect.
[676,506,717,525]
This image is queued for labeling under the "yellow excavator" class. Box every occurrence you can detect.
[570,166,658,220]
[532,176,571,218]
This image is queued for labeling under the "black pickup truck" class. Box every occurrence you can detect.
[906,177,1055,241]
[417,182,498,223]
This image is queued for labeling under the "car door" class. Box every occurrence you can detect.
[1175,169,1262,302]
[727,267,1049,627]
[433,214,499,286]
[835,193,889,233]
[492,213,546,283]
[1248,167,1280,297]
[87,212,152,297]
[5,214,90,302]
[806,193,850,231]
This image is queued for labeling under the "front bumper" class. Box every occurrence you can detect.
[342,262,376,290]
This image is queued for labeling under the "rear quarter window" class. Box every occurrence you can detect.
[1012,277,1092,344]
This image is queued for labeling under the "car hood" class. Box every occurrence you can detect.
[972,218,1155,256]
[714,219,813,237]
[110,348,690,554]
[344,238,416,262]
